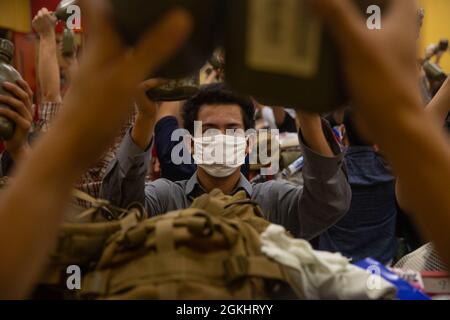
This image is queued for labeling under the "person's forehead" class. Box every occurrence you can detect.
[197,104,244,124]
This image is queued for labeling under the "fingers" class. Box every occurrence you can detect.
[0,82,34,135]
[1,82,29,106]
[309,0,365,32]
[0,108,32,133]
[308,0,368,54]
[33,7,46,21]
[384,0,420,69]
[385,0,420,39]
[387,0,419,27]
[0,95,32,123]
[78,0,122,63]
[124,9,193,82]
[39,7,49,15]
[32,7,56,25]
[40,7,52,18]
[3,81,29,103]
[0,83,33,122]
[16,79,34,103]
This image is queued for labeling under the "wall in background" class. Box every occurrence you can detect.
[420,0,450,72]
[0,0,31,33]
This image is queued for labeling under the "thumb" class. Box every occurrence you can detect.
[78,0,123,64]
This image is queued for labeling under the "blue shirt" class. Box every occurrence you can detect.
[319,146,398,264]
[154,116,196,181]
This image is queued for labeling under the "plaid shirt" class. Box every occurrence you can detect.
[38,102,136,207]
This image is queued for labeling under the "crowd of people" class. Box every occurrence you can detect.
[0,0,449,299]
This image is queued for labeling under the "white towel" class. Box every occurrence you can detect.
[260,224,397,300]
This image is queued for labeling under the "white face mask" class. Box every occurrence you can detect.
[192,134,247,178]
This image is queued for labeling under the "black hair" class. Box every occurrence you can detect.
[182,83,255,135]
[343,110,371,147]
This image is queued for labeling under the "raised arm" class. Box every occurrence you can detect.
[397,77,450,214]
[294,113,350,239]
[256,113,351,239]
[297,111,335,157]
[32,8,62,103]
[0,0,191,299]
[426,77,450,127]
[100,79,168,207]
[311,0,450,266]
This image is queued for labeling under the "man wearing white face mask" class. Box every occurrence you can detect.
[192,133,248,178]
[101,84,351,240]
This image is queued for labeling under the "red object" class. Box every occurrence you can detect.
[421,271,450,296]
[13,33,37,102]
[31,0,61,15]
[13,32,38,123]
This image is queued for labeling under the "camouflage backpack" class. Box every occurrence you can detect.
[36,189,302,300]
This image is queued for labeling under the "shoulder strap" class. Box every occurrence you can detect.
[72,189,140,221]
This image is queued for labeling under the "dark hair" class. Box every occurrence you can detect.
[343,110,371,147]
[182,83,255,135]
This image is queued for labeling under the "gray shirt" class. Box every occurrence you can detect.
[100,125,351,240]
